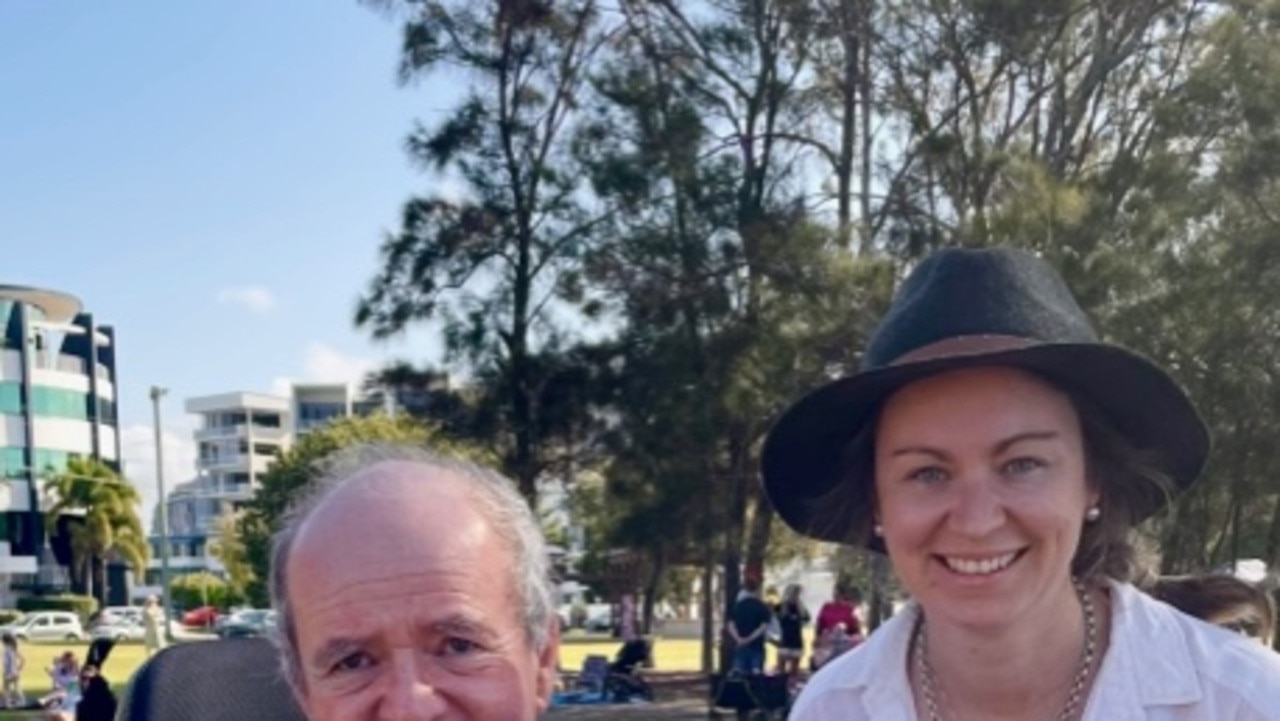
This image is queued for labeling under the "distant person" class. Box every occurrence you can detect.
[2,632,24,708]
[72,665,115,721]
[40,651,80,718]
[724,577,772,675]
[268,444,560,721]
[811,585,862,670]
[1150,574,1277,647]
[141,596,165,657]
[772,584,809,676]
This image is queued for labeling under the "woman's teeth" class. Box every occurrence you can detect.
[944,552,1017,575]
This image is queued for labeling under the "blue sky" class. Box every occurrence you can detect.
[1,1,455,512]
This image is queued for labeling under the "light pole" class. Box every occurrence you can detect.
[150,386,175,642]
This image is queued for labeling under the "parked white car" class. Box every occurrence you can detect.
[0,611,85,641]
[91,616,145,642]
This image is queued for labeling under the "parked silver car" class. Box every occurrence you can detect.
[0,611,85,641]
[91,616,146,642]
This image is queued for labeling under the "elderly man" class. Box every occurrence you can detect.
[268,445,560,720]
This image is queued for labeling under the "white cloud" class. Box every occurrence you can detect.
[269,342,376,398]
[215,285,276,314]
[119,415,199,533]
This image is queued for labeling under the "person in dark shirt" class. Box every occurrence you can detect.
[73,666,116,721]
[773,584,810,675]
[726,577,773,674]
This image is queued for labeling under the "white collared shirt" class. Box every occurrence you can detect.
[789,580,1280,720]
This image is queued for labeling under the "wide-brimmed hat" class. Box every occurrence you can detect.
[761,247,1210,546]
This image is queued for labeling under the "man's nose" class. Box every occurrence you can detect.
[378,653,446,721]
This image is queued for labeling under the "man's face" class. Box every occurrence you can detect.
[287,464,558,721]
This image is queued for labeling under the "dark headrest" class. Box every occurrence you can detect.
[117,638,307,721]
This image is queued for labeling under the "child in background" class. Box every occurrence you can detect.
[2,633,24,708]
[40,651,80,717]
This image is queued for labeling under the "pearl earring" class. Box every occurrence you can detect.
[873,523,884,536]
[1085,506,1101,523]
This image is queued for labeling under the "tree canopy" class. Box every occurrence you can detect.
[238,413,492,605]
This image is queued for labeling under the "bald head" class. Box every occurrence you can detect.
[291,461,494,562]
[287,461,513,603]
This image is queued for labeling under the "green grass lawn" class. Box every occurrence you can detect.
[559,632,804,674]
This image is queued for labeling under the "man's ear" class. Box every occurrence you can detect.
[534,619,561,713]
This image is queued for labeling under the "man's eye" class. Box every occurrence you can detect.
[331,653,373,673]
[442,637,481,656]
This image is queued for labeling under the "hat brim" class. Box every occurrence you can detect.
[761,343,1210,547]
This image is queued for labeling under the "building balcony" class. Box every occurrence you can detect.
[196,453,276,477]
[194,423,288,443]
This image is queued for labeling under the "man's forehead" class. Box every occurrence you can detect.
[291,464,489,554]
[307,461,466,520]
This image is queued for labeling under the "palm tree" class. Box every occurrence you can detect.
[43,457,150,605]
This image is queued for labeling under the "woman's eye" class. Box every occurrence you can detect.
[907,466,947,484]
[1003,457,1045,475]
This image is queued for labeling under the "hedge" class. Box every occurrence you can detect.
[16,594,98,622]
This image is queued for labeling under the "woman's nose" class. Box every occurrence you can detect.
[946,476,1006,537]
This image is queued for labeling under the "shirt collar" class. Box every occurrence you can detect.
[816,581,1207,718]
[1088,579,1203,713]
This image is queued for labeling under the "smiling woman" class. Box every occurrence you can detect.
[761,248,1280,721]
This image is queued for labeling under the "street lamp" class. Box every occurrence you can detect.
[150,386,175,642]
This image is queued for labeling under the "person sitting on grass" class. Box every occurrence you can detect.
[40,651,81,718]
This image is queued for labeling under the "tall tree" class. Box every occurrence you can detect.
[355,0,610,507]
[239,414,490,605]
[581,0,897,667]
[43,458,149,606]
[208,510,253,606]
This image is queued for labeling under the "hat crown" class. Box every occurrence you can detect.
[864,248,1098,370]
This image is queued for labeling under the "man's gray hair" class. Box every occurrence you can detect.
[267,443,557,690]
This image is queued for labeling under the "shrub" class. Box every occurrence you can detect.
[17,594,98,623]
[169,572,230,611]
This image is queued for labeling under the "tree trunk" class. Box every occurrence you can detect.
[743,490,773,578]
[641,549,665,636]
[1264,494,1280,571]
[700,541,715,673]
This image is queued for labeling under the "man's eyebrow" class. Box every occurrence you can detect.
[430,614,499,641]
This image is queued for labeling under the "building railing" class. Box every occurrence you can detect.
[194,423,287,440]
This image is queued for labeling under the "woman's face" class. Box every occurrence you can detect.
[873,366,1097,632]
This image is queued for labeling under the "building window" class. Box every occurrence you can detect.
[0,448,76,478]
[96,398,117,425]
[30,387,90,420]
[0,449,24,478]
[0,383,21,415]
[251,412,281,428]
[31,449,74,476]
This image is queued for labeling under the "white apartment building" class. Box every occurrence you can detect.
[144,384,391,587]
[142,392,292,587]
[0,285,121,604]
[293,382,385,435]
